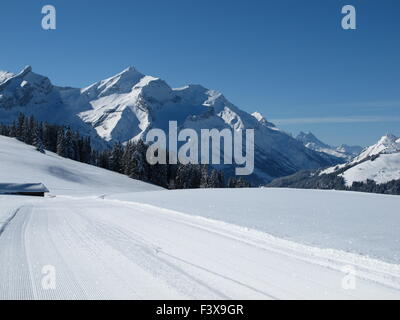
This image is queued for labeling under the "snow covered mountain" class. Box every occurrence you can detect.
[0,66,104,147]
[350,134,400,164]
[269,134,400,194]
[321,134,400,187]
[0,66,341,183]
[297,131,363,161]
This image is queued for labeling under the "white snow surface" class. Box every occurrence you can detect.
[1,195,399,300]
[108,188,400,265]
[340,153,400,186]
[352,134,400,164]
[1,136,400,299]
[320,134,400,185]
[0,135,161,196]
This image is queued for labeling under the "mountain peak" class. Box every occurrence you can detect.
[375,133,400,153]
[0,65,56,109]
[20,65,32,74]
[296,131,329,148]
[378,133,398,145]
[82,66,144,98]
[298,131,315,138]
[351,133,400,164]
[117,66,140,76]
[296,131,360,161]
[124,66,135,71]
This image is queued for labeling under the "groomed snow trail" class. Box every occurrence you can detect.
[0,196,399,300]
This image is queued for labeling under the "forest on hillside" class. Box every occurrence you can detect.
[0,113,251,190]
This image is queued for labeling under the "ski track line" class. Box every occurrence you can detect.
[40,197,400,299]
[121,204,360,299]
[0,206,23,238]
[104,198,400,291]
[0,206,34,300]
[1,196,400,299]
[71,208,232,300]
[0,203,89,300]
[28,206,89,300]
[70,200,358,299]
[75,206,302,299]
[60,211,161,299]
[70,201,297,299]
[46,205,185,299]
[27,200,278,299]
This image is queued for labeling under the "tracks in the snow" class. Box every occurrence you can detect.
[1,197,400,299]
[0,206,35,300]
[0,206,23,238]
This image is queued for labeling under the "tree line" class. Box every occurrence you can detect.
[0,113,251,189]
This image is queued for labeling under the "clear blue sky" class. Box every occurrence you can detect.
[1,0,399,146]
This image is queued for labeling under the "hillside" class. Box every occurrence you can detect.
[0,135,161,196]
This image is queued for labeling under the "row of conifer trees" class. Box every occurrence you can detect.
[0,113,251,189]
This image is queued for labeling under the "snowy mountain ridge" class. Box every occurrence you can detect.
[268,134,400,194]
[351,133,400,164]
[320,134,400,186]
[296,131,363,161]
[0,65,342,183]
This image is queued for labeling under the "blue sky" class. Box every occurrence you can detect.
[0,0,399,146]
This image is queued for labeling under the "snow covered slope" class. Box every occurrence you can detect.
[0,135,162,196]
[0,66,341,183]
[297,131,362,161]
[1,191,399,299]
[108,188,400,265]
[340,153,400,186]
[351,134,400,164]
[320,134,400,186]
[1,137,399,299]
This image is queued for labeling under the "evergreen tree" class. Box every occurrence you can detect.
[175,164,201,189]
[147,149,169,188]
[110,142,124,173]
[56,128,66,157]
[16,113,25,140]
[122,141,135,176]
[64,128,75,159]
[200,165,210,188]
[130,140,149,180]
[98,150,110,169]
[208,169,221,188]
[33,126,45,154]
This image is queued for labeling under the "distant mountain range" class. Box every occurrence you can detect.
[0,65,348,183]
[296,131,363,161]
[268,134,400,195]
